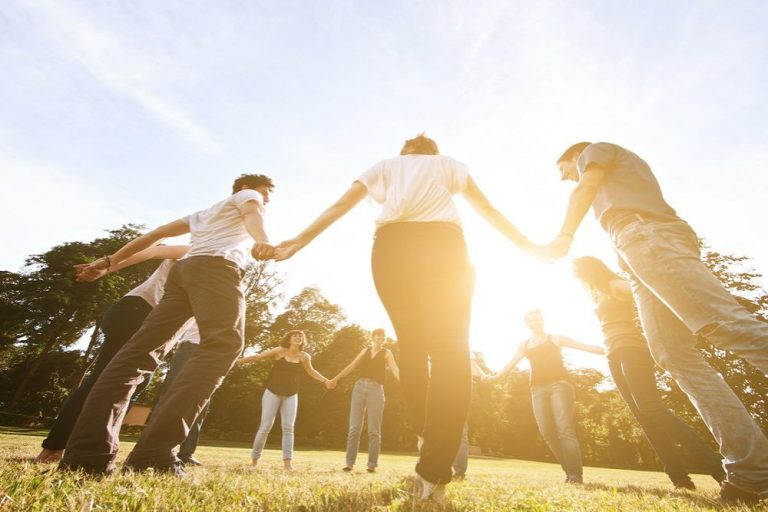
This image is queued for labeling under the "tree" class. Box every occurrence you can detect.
[268,287,347,353]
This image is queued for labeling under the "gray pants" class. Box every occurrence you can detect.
[452,422,469,476]
[345,378,385,469]
[531,380,582,481]
[614,219,768,493]
[250,389,298,460]
[61,256,245,472]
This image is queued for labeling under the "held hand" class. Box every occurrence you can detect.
[251,242,276,261]
[74,261,109,282]
[546,236,572,260]
[273,239,303,262]
[526,244,554,263]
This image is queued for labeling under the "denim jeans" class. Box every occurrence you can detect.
[251,389,298,461]
[43,296,153,451]
[61,256,245,473]
[452,422,469,476]
[345,378,385,469]
[609,346,723,484]
[372,222,474,485]
[614,219,768,493]
[530,380,582,480]
[154,341,209,460]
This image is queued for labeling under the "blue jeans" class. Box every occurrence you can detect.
[251,389,298,460]
[452,422,469,476]
[345,378,385,469]
[614,219,768,493]
[530,380,582,481]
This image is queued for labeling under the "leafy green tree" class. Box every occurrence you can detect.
[268,287,347,353]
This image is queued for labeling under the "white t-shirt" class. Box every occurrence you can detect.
[357,154,469,228]
[182,189,265,269]
[174,319,200,345]
[125,259,175,308]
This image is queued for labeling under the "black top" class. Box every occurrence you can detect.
[524,336,569,387]
[595,294,648,358]
[265,357,302,397]
[359,347,387,384]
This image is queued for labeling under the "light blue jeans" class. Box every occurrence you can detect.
[345,378,385,469]
[251,389,298,461]
[614,219,768,493]
[452,421,469,476]
[530,380,583,481]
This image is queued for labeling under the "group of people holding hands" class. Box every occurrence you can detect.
[31,134,767,505]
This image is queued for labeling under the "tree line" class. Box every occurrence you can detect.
[1,225,766,471]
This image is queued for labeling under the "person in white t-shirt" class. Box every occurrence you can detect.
[34,245,189,464]
[274,134,534,502]
[60,173,274,477]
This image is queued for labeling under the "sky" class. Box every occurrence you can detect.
[2,0,768,374]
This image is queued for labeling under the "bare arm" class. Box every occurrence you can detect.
[547,166,605,258]
[75,245,190,282]
[462,177,532,251]
[609,278,633,299]
[385,349,400,381]
[301,353,330,384]
[106,219,191,266]
[486,343,527,382]
[554,335,605,355]
[237,346,284,365]
[331,349,368,382]
[274,181,368,261]
[240,200,275,260]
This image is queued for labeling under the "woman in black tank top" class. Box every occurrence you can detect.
[236,330,333,470]
[574,257,724,489]
[329,329,400,472]
[486,309,603,483]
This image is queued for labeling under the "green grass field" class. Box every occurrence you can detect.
[0,428,765,511]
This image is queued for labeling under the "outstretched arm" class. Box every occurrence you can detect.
[301,353,331,385]
[331,349,367,383]
[241,200,274,260]
[554,335,605,355]
[546,166,605,259]
[75,245,190,282]
[462,177,532,252]
[273,181,368,261]
[237,346,284,365]
[485,343,527,382]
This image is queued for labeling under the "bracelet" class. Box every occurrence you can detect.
[103,255,112,272]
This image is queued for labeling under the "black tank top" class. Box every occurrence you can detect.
[525,336,569,387]
[359,348,386,384]
[266,357,302,396]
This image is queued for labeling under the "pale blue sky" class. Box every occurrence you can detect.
[2,1,767,371]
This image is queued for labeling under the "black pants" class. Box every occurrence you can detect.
[61,256,245,472]
[43,296,153,450]
[371,222,474,485]
[609,346,724,483]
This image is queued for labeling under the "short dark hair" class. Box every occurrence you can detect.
[556,142,592,164]
[400,133,439,155]
[279,330,306,349]
[232,173,275,194]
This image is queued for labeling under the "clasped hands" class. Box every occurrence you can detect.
[525,235,573,263]
[251,238,303,262]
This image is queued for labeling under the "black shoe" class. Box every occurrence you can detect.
[720,481,765,504]
[342,466,353,472]
[673,478,696,490]
[179,456,203,467]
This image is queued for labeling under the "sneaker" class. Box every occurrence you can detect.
[453,473,466,481]
[179,456,203,467]
[342,466,353,472]
[565,476,583,485]
[366,467,376,474]
[413,475,446,504]
[720,481,765,504]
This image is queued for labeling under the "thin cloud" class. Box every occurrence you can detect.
[19,0,221,154]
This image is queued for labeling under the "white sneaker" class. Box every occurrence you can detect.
[413,475,446,504]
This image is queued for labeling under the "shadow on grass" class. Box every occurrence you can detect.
[583,482,722,509]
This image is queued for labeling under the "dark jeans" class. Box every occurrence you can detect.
[60,256,245,472]
[42,296,153,451]
[608,346,724,483]
[154,341,209,460]
[371,222,475,485]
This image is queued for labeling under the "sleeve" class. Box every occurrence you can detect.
[577,142,616,176]
[357,160,386,203]
[449,157,470,193]
[233,189,264,212]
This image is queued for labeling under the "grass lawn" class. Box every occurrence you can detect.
[0,427,764,511]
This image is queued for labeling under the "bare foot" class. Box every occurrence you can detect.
[283,460,294,471]
[34,448,64,463]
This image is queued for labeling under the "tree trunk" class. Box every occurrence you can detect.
[5,312,74,411]
[71,318,102,389]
